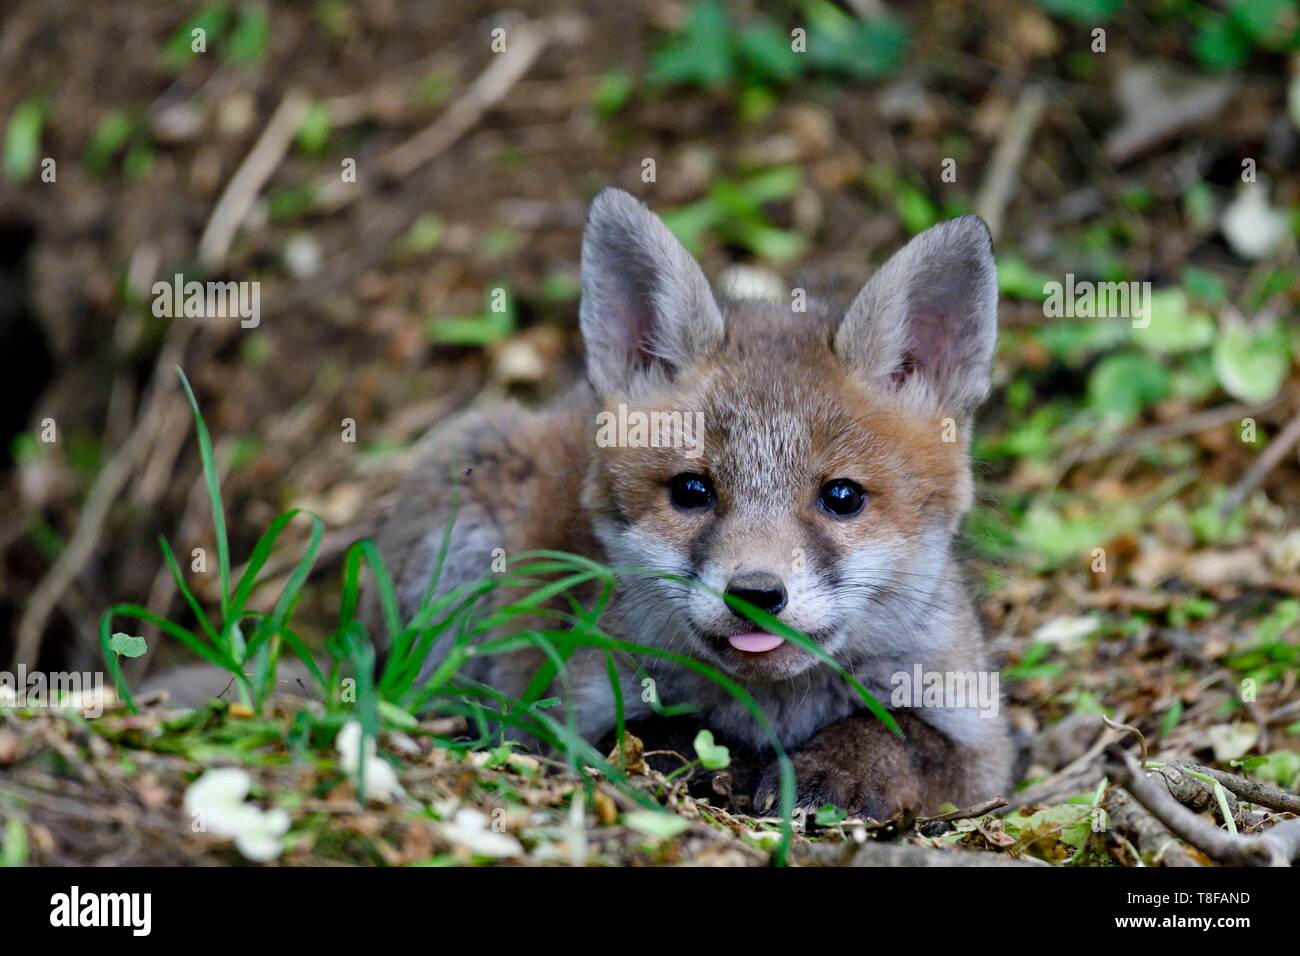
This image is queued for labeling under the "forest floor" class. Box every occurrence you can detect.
[1,0,1298,865]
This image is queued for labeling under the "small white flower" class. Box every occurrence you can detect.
[1033,615,1102,652]
[183,768,290,863]
[231,808,291,863]
[1221,186,1289,261]
[0,684,15,707]
[337,720,403,803]
[438,807,523,859]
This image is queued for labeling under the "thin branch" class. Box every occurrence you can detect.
[1074,400,1271,463]
[1174,761,1300,816]
[1105,747,1295,866]
[974,84,1047,240]
[1220,406,1300,517]
[313,19,555,213]
[1102,714,1148,763]
[919,796,1007,824]
[381,22,550,179]
[1103,787,1200,866]
[197,89,310,271]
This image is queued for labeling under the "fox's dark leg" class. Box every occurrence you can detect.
[755,709,995,819]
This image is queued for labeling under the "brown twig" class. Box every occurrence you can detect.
[1074,400,1273,463]
[381,22,550,179]
[1220,406,1300,517]
[1173,761,1300,815]
[1105,747,1297,866]
[1103,787,1200,866]
[1102,714,1148,763]
[197,88,311,271]
[313,19,555,213]
[974,84,1047,240]
[1267,698,1300,723]
[919,796,1007,824]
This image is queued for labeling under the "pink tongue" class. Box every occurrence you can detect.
[728,632,785,653]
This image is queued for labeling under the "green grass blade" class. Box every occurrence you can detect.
[605,649,626,767]
[280,625,326,688]
[156,535,223,649]
[98,611,136,713]
[228,508,300,619]
[241,512,324,665]
[175,367,231,626]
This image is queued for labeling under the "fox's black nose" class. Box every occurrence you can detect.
[725,572,788,616]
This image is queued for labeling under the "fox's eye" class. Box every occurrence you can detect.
[818,479,866,517]
[668,473,715,510]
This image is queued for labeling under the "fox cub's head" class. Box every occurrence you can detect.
[578,189,997,683]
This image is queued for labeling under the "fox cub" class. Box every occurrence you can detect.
[373,188,1013,816]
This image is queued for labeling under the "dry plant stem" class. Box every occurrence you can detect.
[321,45,460,126]
[133,443,236,681]
[1175,761,1300,815]
[974,84,1047,240]
[314,19,552,212]
[132,398,194,507]
[1106,748,1298,866]
[1074,400,1272,463]
[1220,405,1300,517]
[919,796,1008,824]
[380,21,550,179]
[1268,698,1300,723]
[1103,787,1200,866]
[197,89,311,270]
[1102,714,1148,762]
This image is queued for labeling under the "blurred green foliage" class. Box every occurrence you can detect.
[425,285,517,347]
[649,0,908,93]
[662,166,806,259]
[1037,0,1300,70]
[2,98,43,181]
[162,3,269,71]
[85,110,155,179]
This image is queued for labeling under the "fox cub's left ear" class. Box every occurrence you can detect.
[579,188,724,396]
[835,215,998,419]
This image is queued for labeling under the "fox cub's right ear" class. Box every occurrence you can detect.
[580,188,724,395]
[835,215,998,420]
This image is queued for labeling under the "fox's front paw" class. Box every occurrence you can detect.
[754,746,916,820]
[751,709,974,819]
